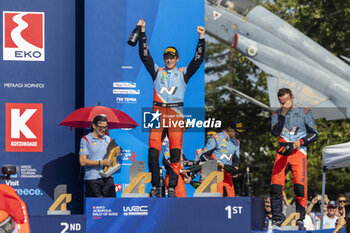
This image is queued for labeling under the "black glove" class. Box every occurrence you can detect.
[200,154,213,162]
[276,142,294,156]
[186,165,202,179]
[223,165,239,175]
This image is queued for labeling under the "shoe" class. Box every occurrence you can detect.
[156,186,163,198]
[167,187,176,197]
[296,220,306,230]
[271,220,282,231]
[149,186,157,197]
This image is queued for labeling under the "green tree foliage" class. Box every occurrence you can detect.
[205,0,350,199]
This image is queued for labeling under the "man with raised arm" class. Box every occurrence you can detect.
[137,19,205,197]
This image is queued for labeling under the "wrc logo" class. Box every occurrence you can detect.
[160,86,177,95]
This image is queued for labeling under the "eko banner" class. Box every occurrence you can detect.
[85,0,205,197]
[0,0,78,214]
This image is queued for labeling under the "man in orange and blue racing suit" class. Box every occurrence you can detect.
[196,118,244,197]
[270,88,318,230]
[162,139,197,197]
[137,19,205,197]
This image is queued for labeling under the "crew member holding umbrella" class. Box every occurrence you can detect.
[79,114,116,197]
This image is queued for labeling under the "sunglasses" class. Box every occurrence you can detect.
[96,125,108,130]
[338,200,346,203]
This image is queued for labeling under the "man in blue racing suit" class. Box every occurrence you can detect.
[196,118,244,197]
[270,88,318,230]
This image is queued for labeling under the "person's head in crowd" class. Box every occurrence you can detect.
[317,194,329,215]
[311,194,322,204]
[337,194,347,210]
[327,200,338,218]
[265,197,272,216]
[324,194,330,205]
[90,114,108,138]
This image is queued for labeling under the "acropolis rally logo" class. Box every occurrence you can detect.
[3,11,45,61]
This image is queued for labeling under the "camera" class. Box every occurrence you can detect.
[1,164,18,180]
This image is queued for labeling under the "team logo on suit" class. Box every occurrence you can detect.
[3,11,45,61]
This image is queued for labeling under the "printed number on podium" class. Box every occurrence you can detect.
[225,205,243,219]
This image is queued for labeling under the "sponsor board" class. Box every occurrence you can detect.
[3,82,45,89]
[115,184,122,193]
[113,81,136,88]
[5,179,19,186]
[92,206,118,219]
[120,150,140,164]
[3,11,45,61]
[113,89,140,95]
[18,165,43,178]
[121,66,133,70]
[122,205,148,216]
[5,103,43,152]
[116,97,137,104]
[14,187,43,196]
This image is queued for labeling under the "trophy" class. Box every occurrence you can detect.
[99,139,121,177]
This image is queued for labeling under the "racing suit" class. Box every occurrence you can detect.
[0,185,30,233]
[198,131,240,197]
[270,106,318,222]
[162,141,186,197]
[139,32,205,192]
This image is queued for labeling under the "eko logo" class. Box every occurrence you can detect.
[3,11,45,61]
[5,103,43,152]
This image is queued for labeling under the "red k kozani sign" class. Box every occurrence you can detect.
[5,103,43,152]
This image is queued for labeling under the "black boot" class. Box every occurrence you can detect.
[149,186,157,197]
[168,187,176,197]
[296,220,306,230]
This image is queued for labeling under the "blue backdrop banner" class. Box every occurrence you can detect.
[0,0,78,215]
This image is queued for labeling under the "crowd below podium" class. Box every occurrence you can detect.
[264,192,350,232]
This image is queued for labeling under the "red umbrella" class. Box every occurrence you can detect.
[59,106,138,129]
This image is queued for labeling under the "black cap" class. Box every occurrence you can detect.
[328,200,338,208]
[227,118,244,133]
[206,131,217,137]
[163,46,179,57]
